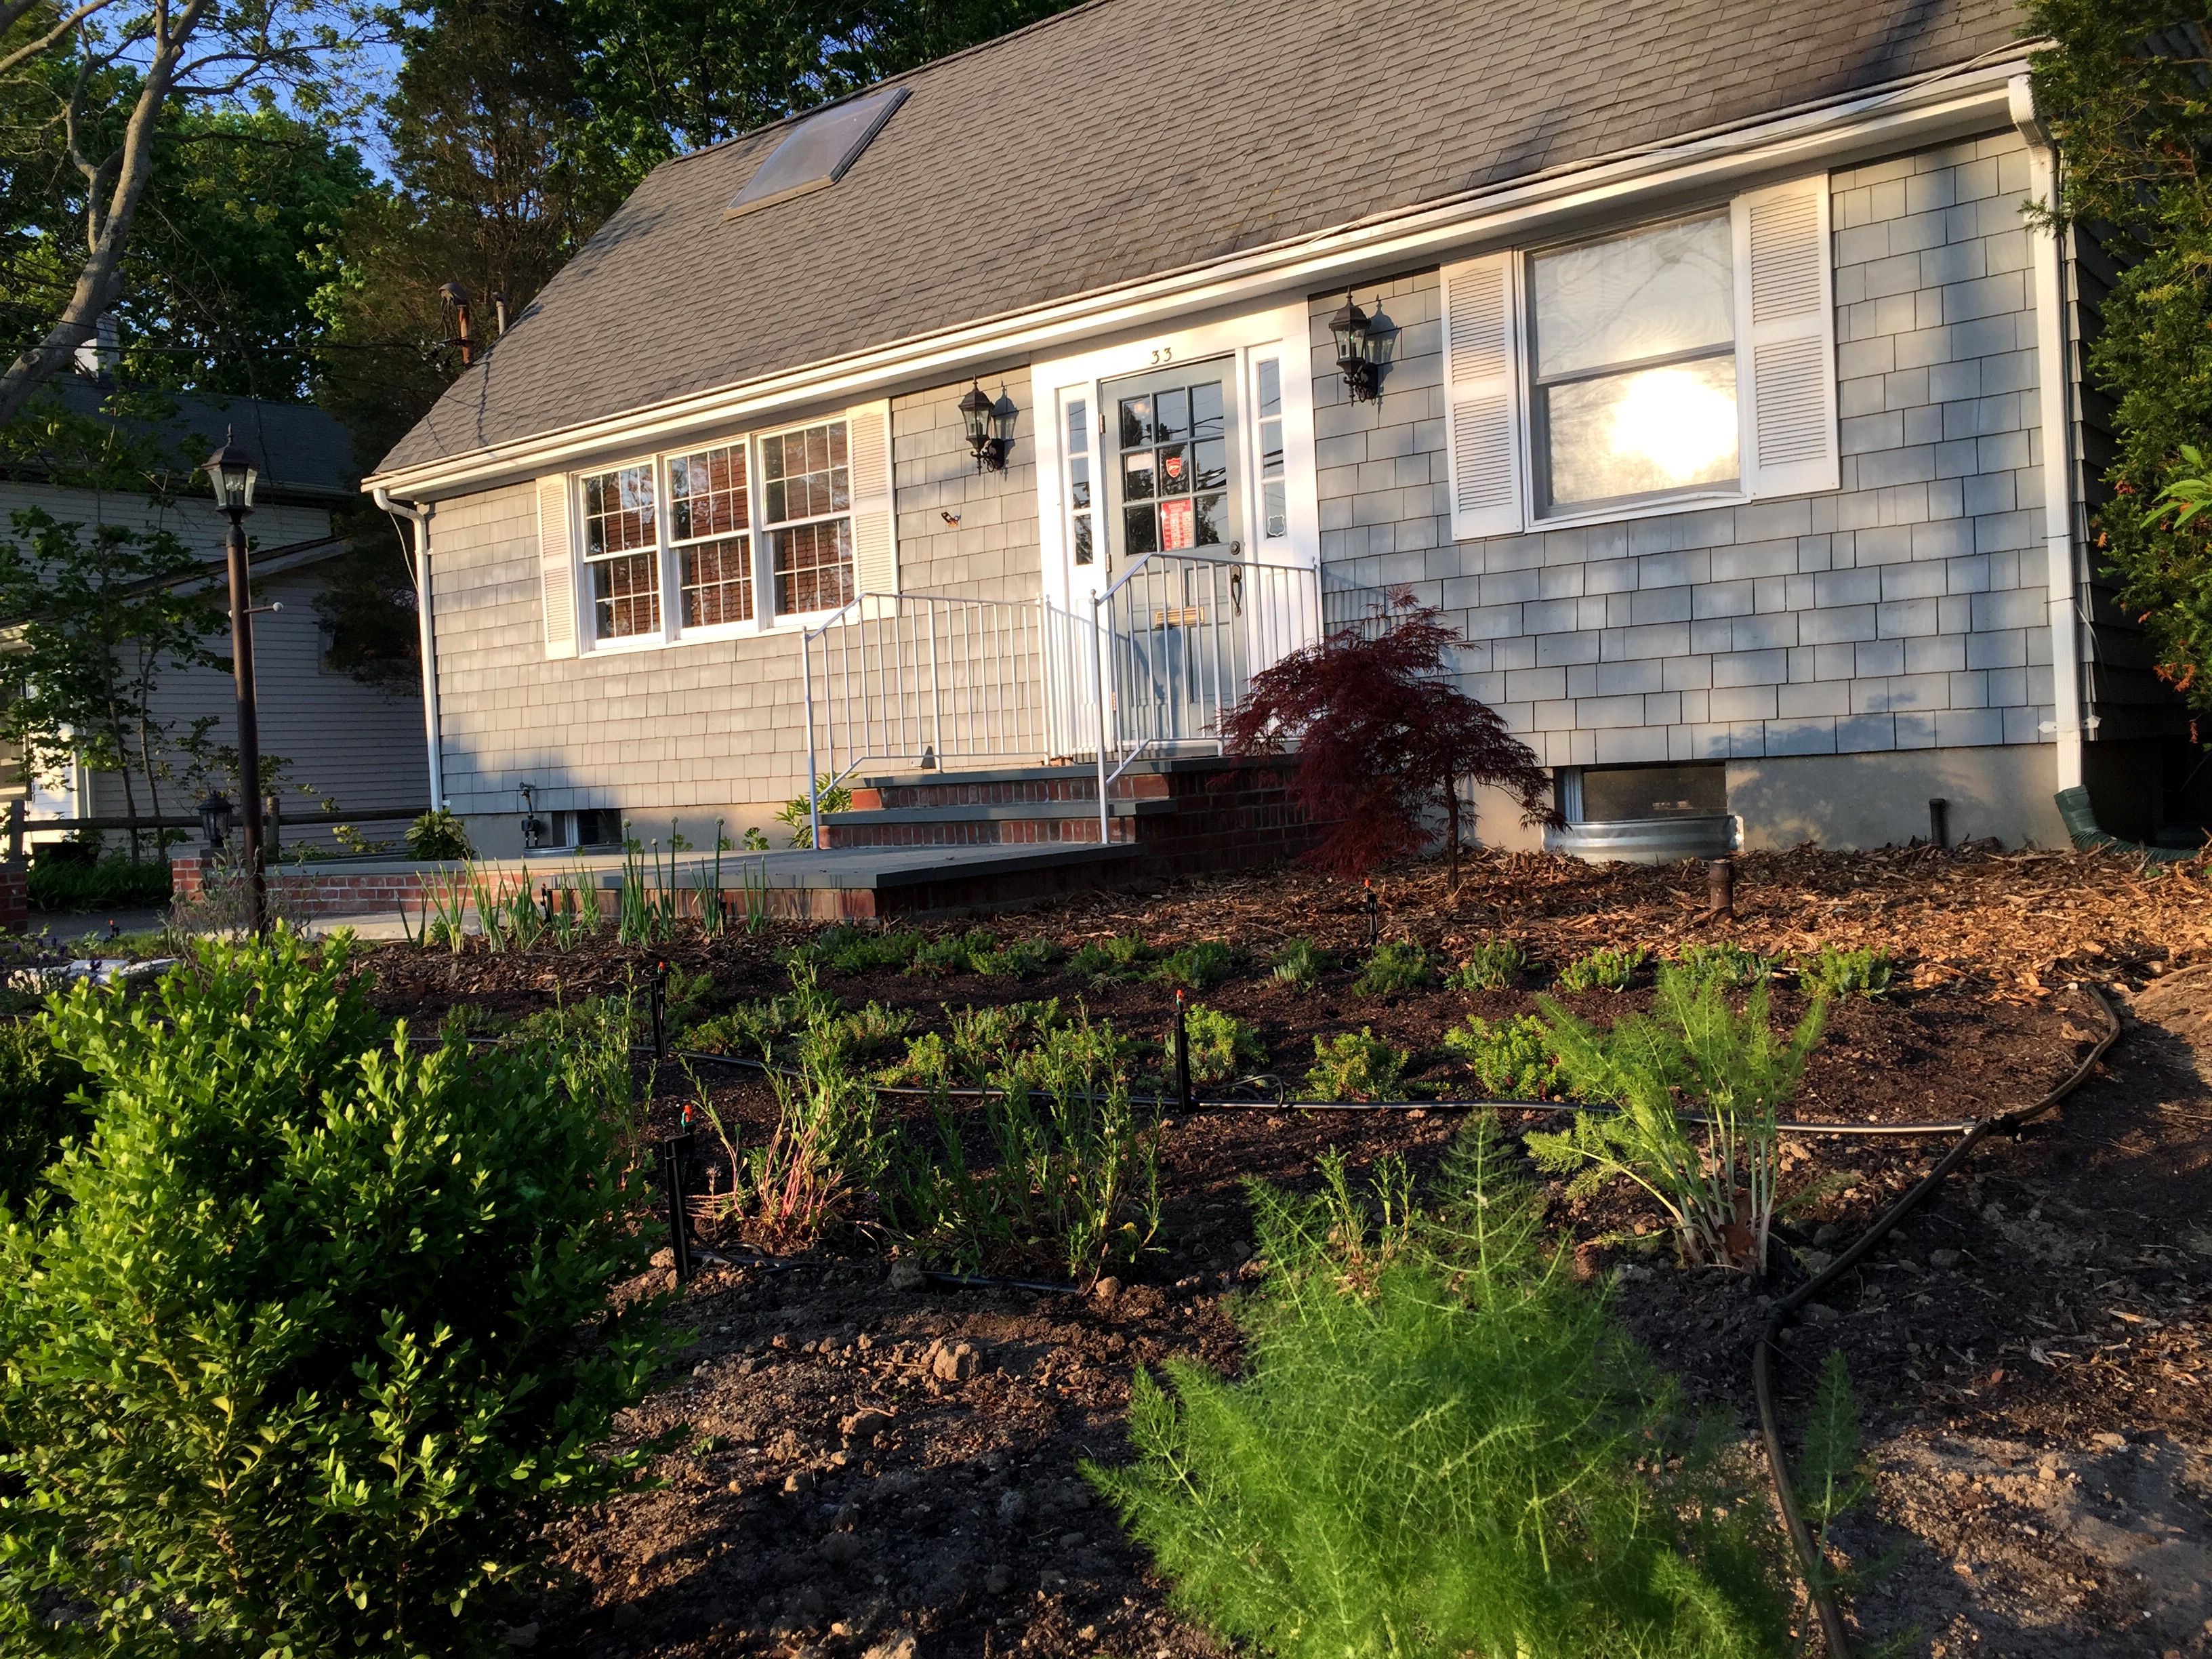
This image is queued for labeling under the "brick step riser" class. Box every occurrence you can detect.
[851,778,1169,811]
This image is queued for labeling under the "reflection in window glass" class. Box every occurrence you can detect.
[669,443,747,541]
[772,519,853,614]
[1067,397,1094,565]
[680,537,753,627]
[1115,375,1229,559]
[761,422,849,523]
[1579,763,1727,821]
[1547,358,1738,505]
[579,464,660,638]
[1531,212,1739,515]
[1255,359,1286,537]
[761,419,853,614]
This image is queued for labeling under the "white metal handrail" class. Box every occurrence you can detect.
[1088,550,1322,841]
[802,592,1070,847]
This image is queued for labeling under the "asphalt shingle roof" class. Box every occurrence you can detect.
[377,0,2024,476]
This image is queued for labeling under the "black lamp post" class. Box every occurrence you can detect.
[959,382,1019,472]
[1329,290,1387,403]
[203,431,264,934]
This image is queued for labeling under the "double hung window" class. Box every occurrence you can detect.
[762,420,853,615]
[580,463,660,639]
[1530,211,1738,516]
[668,441,753,626]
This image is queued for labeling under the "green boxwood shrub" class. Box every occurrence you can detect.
[1441,1012,1561,1099]
[1300,1027,1408,1102]
[1353,939,1435,997]
[0,1018,89,1210]
[26,850,171,912]
[0,931,672,1655]
[1168,1003,1266,1086]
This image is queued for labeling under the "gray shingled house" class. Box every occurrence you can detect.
[364,0,2186,867]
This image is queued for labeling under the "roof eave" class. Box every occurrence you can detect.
[365,51,2037,505]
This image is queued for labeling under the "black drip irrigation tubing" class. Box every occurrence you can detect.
[1753,985,2121,1658]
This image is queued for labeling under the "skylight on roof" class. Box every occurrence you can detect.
[724,86,909,220]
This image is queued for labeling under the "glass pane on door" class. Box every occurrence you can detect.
[1107,359,1242,562]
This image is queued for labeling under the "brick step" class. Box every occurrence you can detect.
[851,775,1171,810]
[821,815,1137,849]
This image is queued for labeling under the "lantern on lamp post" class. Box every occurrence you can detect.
[202,430,265,934]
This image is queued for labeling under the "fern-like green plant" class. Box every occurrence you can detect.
[1353,939,1435,996]
[1526,967,1824,1271]
[1153,939,1237,991]
[1300,1027,1408,1102]
[1441,1013,1560,1099]
[1799,944,1893,1000]
[1443,935,1524,991]
[1084,1115,1794,1659]
[1556,945,1647,992]
[1673,942,1775,988]
[1270,938,1326,993]
[1070,931,1155,983]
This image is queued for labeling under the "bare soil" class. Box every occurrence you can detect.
[356,843,2212,1659]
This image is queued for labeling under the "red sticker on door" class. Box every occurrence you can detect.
[1160,498,1194,550]
[1163,453,1185,486]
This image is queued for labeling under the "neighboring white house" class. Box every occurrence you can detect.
[2,377,430,848]
[362,0,2194,862]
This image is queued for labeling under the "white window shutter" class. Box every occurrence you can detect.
[1439,251,1524,541]
[846,398,897,602]
[1734,175,1839,497]
[536,475,577,658]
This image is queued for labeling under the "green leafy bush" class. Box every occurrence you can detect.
[0,1018,89,1210]
[26,851,171,912]
[1170,1003,1267,1086]
[1799,944,1893,1000]
[1443,935,1524,991]
[1086,1115,1792,1659]
[1300,1027,1408,1102]
[905,928,1061,977]
[1269,937,1326,994]
[1069,931,1155,982]
[1152,939,1237,991]
[1353,939,1435,997]
[1673,942,1776,988]
[775,777,854,848]
[1555,944,1647,993]
[403,805,474,861]
[975,937,1063,979]
[1528,966,1824,1271]
[1441,1013,1559,1099]
[0,930,670,1655]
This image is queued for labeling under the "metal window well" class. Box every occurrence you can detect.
[1544,814,1738,863]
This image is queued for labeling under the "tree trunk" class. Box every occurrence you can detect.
[1443,769,1461,893]
[0,3,203,429]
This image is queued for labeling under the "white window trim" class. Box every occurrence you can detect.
[756,414,860,627]
[1519,207,1753,531]
[565,415,873,654]
[1031,299,1318,617]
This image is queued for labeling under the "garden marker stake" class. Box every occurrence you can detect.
[1363,881,1379,950]
[657,1133,695,1286]
[1172,988,1194,1115]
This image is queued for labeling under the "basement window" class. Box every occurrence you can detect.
[1574,763,1726,822]
[725,86,909,220]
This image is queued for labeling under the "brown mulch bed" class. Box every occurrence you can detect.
[351,842,2212,1659]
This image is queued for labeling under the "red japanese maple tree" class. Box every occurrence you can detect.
[1219,597,1557,884]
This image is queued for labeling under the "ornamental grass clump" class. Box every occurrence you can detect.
[1269,937,1326,994]
[1527,966,1826,1272]
[0,930,671,1657]
[1086,1115,1793,1659]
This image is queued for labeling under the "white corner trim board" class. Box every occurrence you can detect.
[366,58,2033,502]
[372,485,445,813]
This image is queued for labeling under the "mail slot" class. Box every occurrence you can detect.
[1151,605,1206,628]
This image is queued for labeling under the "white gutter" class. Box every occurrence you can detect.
[2011,74,2089,792]
[367,56,2034,501]
[373,487,445,812]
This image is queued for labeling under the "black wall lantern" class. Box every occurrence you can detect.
[959,382,1018,472]
[198,790,234,851]
[1330,289,1388,403]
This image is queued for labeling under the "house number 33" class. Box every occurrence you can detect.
[1148,346,1174,365]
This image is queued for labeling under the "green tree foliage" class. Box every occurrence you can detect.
[2026,3,2212,715]
[0,504,229,851]
[0,1017,87,1210]
[0,930,672,1654]
[1086,1116,1793,1659]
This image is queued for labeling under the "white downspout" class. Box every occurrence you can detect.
[2011,74,2088,794]
[373,487,445,812]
